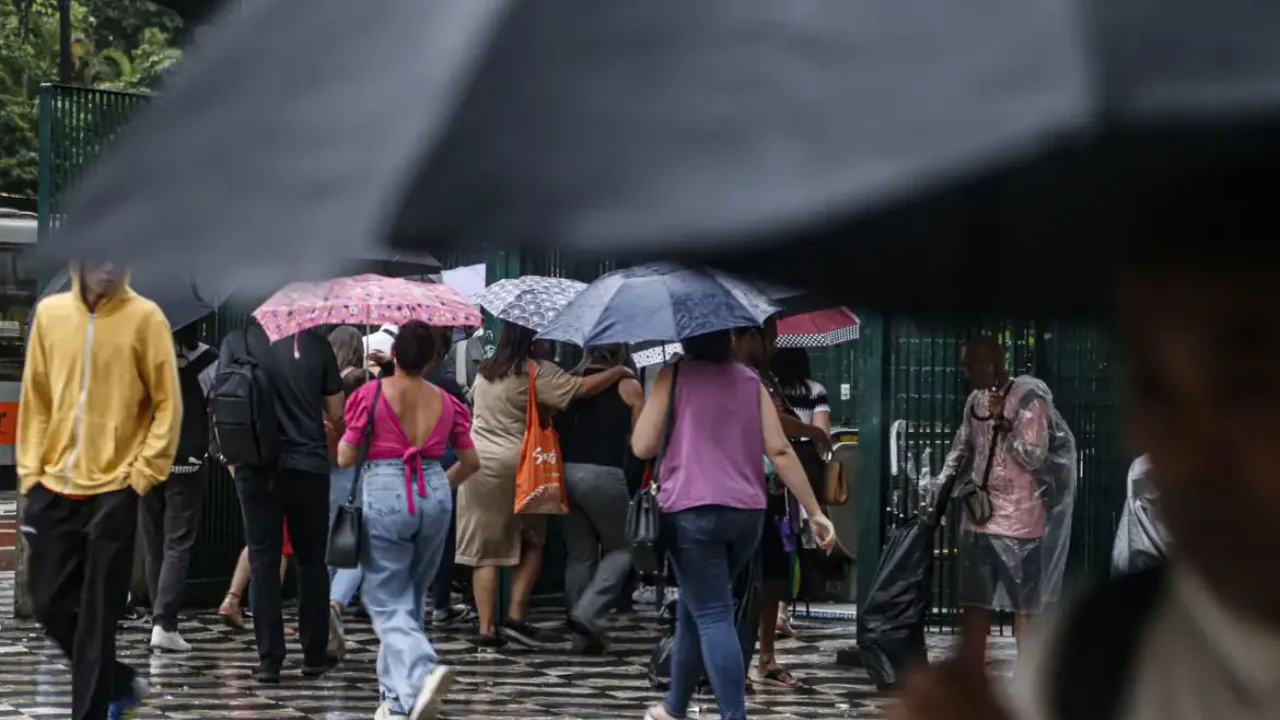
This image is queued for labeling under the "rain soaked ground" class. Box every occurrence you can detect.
[0,573,1015,719]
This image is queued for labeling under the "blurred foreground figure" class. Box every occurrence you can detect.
[898,261,1280,720]
[937,336,1076,654]
[18,263,180,720]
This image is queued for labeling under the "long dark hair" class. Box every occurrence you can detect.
[682,330,734,363]
[478,322,538,381]
[771,347,813,394]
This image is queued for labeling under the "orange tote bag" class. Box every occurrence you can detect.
[514,361,569,515]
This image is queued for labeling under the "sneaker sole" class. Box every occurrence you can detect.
[149,644,192,653]
[500,626,547,649]
[409,665,455,720]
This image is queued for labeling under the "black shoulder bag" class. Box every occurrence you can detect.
[626,364,680,575]
[326,381,381,568]
[952,382,1013,525]
[953,422,1000,525]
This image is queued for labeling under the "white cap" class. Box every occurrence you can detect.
[362,324,398,356]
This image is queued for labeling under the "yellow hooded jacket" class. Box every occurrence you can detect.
[17,270,182,497]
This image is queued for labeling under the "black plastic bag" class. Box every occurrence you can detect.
[648,555,762,689]
[856,516,939,690]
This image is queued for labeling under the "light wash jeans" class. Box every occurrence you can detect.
[360,458,453,714]
[329,464,363,607]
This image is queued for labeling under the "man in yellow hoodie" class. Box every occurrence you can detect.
[17,262,180,720]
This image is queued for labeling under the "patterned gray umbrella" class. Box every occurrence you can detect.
[472,276,587,332]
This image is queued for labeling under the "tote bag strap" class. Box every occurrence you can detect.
[525,360,541,428]
[650,363,681,495]
[346,380,382,505]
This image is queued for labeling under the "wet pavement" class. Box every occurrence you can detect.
[0,573,1014,718]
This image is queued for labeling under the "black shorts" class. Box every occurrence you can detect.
[958,532,1044,613]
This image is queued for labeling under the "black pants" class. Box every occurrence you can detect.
[140,466,207,631]
[234,466,330,669]
[430,487,458,612]
[24,484,138,720]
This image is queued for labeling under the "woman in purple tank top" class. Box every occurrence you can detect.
[632,329,836,720]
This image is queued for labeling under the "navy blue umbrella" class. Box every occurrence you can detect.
[537,263,780,346]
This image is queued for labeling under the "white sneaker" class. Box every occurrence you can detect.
[409,665,455,720]
[149,626,191,653]
[374,703,409,720]
[327,606,347,661]
[644,705,677,720]
[632,586,657,604]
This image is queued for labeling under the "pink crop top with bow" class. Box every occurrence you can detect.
[341,381,475,513]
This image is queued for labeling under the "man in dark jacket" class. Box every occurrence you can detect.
[139,323,218,653]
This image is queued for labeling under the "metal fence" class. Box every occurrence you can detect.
[36,84,149,243]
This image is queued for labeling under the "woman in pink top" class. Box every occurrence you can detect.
[337,321,481,720]
[633,329,835,720]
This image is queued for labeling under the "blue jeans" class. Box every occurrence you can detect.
[360,459,453,714]
[329,464,363,607]
[662,506,764,720]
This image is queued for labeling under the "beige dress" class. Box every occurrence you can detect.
[455,360,579,567]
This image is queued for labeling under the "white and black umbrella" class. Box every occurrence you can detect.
[473,276,587,332]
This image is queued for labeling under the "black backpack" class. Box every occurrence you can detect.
[209,329,280,468]
[1052,566,1166,720]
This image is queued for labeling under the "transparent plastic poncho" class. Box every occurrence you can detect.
[1111,455,1169,576]
[934,375,1077,613]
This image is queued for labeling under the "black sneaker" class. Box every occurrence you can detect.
[501,619,557,648]
[251,664,281,684]
[429,604,474,628]
[301,654,340,677]
[571,632,607,656]
[473,632,507,649]
[567,617,608,656]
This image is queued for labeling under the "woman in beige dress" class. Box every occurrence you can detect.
[459,321,631,647]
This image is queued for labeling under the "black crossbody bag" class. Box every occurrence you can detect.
[326,381,381,568]
[626,364,680,575]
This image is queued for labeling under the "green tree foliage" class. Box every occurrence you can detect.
[0,0,182,197]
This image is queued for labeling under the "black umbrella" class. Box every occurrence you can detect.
[37,0,1280,315]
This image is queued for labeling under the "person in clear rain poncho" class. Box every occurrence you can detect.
[936,336,1076,655]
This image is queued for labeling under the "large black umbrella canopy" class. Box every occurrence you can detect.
[37,0,1280,315]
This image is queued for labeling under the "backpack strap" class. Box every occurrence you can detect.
[188,346,219,376]
[1052,566,1166,720]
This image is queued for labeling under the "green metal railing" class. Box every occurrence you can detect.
[36,84,150,245]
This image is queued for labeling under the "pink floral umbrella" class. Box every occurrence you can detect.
[776,307,860,348]
[253,273,481,343]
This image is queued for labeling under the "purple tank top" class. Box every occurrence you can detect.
[657,361,767,513]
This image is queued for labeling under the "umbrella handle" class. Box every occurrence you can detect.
[889,419,905,477]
